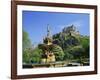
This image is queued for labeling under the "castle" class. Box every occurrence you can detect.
[62,25,80,36]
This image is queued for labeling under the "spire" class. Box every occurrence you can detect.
[43,24,53,45]
[47,24,51,38]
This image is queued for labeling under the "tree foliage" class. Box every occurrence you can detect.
[51,45,65,61]
[30,47,43,63]
[23,30,31,50]
[23,30,44,63]
[23,49,31,63]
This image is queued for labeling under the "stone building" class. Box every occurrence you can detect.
[62,25,80,36]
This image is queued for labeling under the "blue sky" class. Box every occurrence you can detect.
[22,11,90,46]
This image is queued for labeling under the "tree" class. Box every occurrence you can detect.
[68,45,84,59]
[63,50,73,60]
[80,36,89,58]
[51,45,65,61]
[30,47,43,63]
[23,30,32,63]
[23,49,31,63]
[23,30,31,50]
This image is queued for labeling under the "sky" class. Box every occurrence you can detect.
[22,11,90,46]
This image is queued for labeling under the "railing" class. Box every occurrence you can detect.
[23,59,89,68]
[23,61,68,68]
